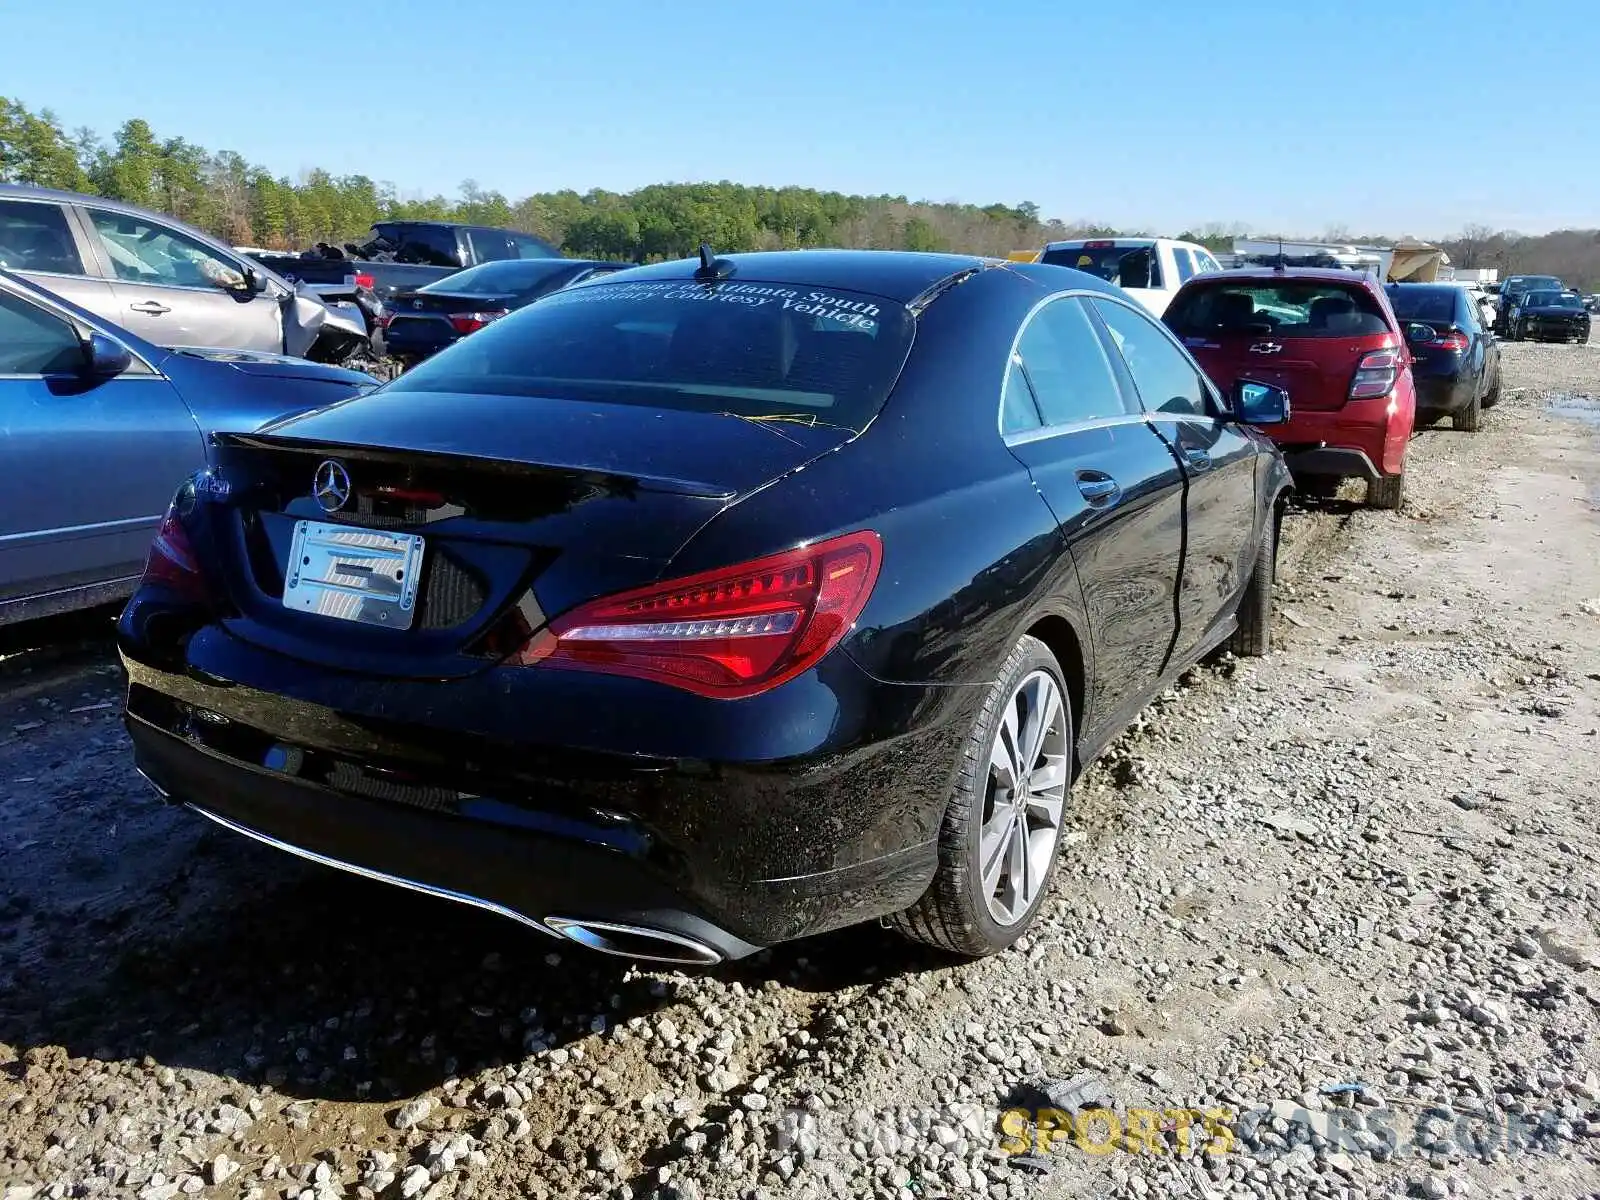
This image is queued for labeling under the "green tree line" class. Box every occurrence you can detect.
[0,97,1106,260]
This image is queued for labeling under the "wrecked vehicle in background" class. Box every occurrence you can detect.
[0,184,364,365]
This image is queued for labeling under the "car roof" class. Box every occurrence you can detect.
[601,249,998,305]
[0,182,183,225]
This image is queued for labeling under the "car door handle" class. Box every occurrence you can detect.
[1076,472,1121,505]
[130,300,171,316]
[1183,447,1212,471]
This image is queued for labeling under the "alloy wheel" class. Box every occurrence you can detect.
[979,669,1069,925]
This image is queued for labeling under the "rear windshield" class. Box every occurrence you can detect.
[421,260,571,295]
[1040,243,1160,289]
[1165,280,1390,339]
[1386,287,1457,322]
[1524,290,1581,308]
[383,278,913,431]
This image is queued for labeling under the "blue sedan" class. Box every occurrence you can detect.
[0,268,374,626]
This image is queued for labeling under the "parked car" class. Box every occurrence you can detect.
[1505,288,1592,343]
[0,184,358,361]
[0,269,374,627]
[1164,266,1415,508]
[246,221,568,304]
[1036,237,1226,317]
[1492,274,1566,334]
[117,249,1294,965]
[382,257,630,367]
[1384,282,1501,432]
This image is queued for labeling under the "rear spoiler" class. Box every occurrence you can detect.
[208,431,737,499]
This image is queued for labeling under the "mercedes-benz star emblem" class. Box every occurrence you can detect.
[313,459,352,513]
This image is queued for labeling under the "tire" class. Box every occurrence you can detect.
[1366,473,1405,510]
[1452,388,1482,432]
[1228,513,1276,657]
[890,635,1071,958]
[1483,373,1502,409]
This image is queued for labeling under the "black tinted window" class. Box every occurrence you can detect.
[0,201,85,276]
[388,226,459,266]
[1386,287,1458,322]
[1165,280,1389,339]
[0,289,84,374]
[1013,297,1130,427]
[1093,299,1209,418]
[511,233,557,260]
[385,278,913,432]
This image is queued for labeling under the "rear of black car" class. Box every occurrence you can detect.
[1385,284,1492,416]
[115,270,948,963]
[382,260,623,366]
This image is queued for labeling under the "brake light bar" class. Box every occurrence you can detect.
[448,310,509,335]
[1349,349,1400,400]
[510,531,883,698]
[1083,240,1116,249]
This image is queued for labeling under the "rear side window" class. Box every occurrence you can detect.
[385,278,913,432]
[0,200,85,276]
[1173,248,1196,284]
[0,289,84,374]
[467,228,518,263]
[1008,296,1130,429]
[1165,280,1390,339]
[511,233,557,260]
[388,225,459,267]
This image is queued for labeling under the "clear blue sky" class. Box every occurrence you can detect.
[2,0,1592,237]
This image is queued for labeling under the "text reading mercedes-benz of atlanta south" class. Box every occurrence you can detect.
[546,280,883,329]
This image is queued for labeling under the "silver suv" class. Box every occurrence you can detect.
[0,184,327,355]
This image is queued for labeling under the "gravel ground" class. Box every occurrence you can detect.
[3,341,1599,1200]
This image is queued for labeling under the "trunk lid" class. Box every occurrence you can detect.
[200,394,852,679]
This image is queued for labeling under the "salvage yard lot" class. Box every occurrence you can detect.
[2,341,1598,1200]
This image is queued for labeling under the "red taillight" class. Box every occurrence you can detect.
[1349,349,1400,400]
[510,531,883,698]
[448,310,508,335]
[354,273,375,290]
[1083,240,1115,249]
[140,508,209,601]
[1431,330,1469,352]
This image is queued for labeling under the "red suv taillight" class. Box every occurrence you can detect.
[140,508,210,602]
[448,310,508,335]
[509,531,883,699]
[1349,349,1400,400]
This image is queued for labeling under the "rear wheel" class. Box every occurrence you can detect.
[1366,473,1405,510]
[1296,473,1341,499]
[1228,513,1277,657]
[890,635,1071,958]
[1483,373,1502,409]
[1452,388,1483,432]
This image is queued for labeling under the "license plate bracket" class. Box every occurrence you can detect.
[282,521,425,630]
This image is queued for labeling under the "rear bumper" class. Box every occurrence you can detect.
[1414,374,1475,415]
[380,322,458,361]
[1266,391,1412,479]
[116,621,970,957]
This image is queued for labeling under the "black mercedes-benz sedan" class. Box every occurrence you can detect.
[117,249,1293,964]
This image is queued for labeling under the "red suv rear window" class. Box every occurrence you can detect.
[1166,280,1390,339]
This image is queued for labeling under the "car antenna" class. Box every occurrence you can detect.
[1275,237,1286,273]
[694,242,734,282]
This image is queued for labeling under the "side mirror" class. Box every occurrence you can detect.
[84,333,133,378]
[1233,379,1290,426]
[1405,323,1435,345]
[241,267,270,294]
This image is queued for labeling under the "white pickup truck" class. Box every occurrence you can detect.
[1037,237,1224,317]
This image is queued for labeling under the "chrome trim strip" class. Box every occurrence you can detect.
[186,803,560,939]
[545,916,723,966]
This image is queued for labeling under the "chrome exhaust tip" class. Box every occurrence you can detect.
[545,917,724,966]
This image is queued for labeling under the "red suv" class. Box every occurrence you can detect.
[1163,267,1416,509]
